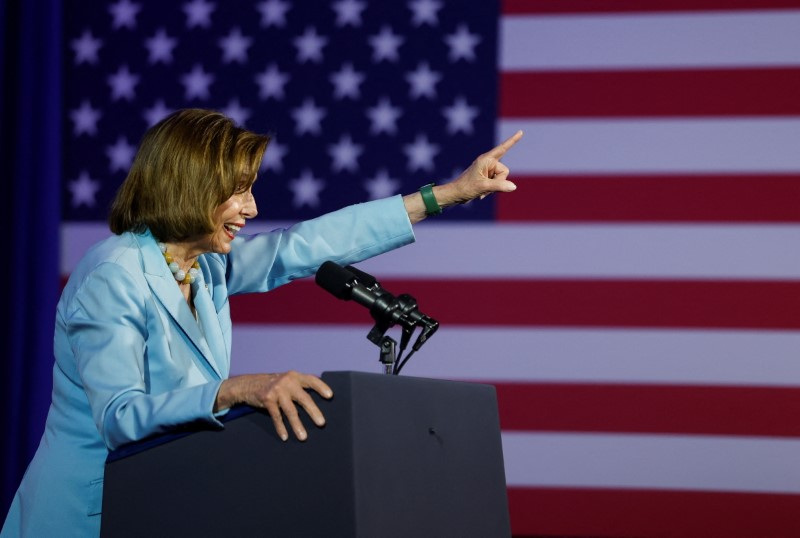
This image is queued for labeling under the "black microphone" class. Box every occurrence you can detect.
[315,261,439,344]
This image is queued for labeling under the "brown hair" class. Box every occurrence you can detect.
[109,109,269,241]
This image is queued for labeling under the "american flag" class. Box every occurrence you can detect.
[62,1,800,536]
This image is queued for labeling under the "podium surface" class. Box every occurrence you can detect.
[101,371,510,537]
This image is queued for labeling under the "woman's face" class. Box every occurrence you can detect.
[205,184,258,254]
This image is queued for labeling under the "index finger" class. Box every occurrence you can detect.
[303,375,333,399]
[487,130,523,159]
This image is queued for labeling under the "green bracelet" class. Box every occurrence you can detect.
[420,183,442,216]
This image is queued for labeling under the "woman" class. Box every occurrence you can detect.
[1,109,522,536]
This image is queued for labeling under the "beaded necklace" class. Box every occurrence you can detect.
[158,242,200,285]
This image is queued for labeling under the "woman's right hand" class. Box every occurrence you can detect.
[216,371,333,441]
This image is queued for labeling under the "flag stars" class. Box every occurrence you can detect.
[328,135,363,173]
[106,137,136,173]
[292,99,326,135]
[71,30,103,65]
[257,0,291,28]
[289,169,325,208]
[330,64,365,100]
[404,134,439,172]
[107,65,139,101]
[261,138,288,172]
[444,24,481,62]
[406,62,441,99]
[70,101,101,136]
[369,26,404,63]
[69,171,101,208]
[222,98,251,127]
[442,96,478,134]
[219,27,253,64]
[143,100,172,126]
[294,27,328,63]
[183,0,215,29]
[145,28,177,64]
[364,169,400,200]
[332,0,366,27]
[255,64,290,100]
[366,98,402,135]
[108,0,141,29]
[408,0,442,27]
[181,64,214,100]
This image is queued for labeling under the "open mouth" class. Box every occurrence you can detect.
[223,224,241,238]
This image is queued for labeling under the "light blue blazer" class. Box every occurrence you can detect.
[1,196,415,537]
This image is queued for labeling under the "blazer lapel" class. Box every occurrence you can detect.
[193,282,229,379]
[138,232,223,380]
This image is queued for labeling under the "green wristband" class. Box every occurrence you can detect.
[420,183,442,216]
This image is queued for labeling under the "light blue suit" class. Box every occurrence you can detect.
[1,196,414,537]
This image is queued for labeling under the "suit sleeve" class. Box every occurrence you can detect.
[66,262,223,450]
[220,195,415,295]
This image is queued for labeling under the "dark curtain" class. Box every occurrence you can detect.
[0,0,62,517]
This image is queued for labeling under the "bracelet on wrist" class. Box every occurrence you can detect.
[419,183,442,216]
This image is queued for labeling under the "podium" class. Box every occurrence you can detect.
[101,371,510,537]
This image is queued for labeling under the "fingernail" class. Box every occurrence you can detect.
[298,430,307,440]
[325,390,333,398]
[280,433,288,442]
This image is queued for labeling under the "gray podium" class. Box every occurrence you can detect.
[101,371,510,537]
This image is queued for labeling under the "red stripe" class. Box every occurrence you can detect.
[500,69,800,117]
[503,0,800,14]
[494,382,800,437]
[507,487,800,537]
[496,175,800,222]
[230,279,800,329]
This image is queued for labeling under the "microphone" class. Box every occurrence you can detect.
[315,261,439,349]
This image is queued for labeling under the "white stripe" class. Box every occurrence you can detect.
[61,223,800,280]
[230,326,800,387]
[498,118,800,173]
[502,432,800,494]
[500,11,800,71]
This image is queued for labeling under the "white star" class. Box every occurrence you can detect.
[408,0,442,26]
[108,0,140,29]
[403,134,439,172]
[183,0,215,28]
[364,169,400,200]
[444,24,481,62]
[145,28,177,64]
[366,97,402,135]
[221,98,251,126]
[219,27,252,64]
[330,63,364,100]
[442,96,479,134]
[369,26,404,63]
[106,137,136,173]
[70,101,101,136]
[294,27,327,63]
[328,134,363,173]
[107,65,139,101]
[71,30,103,65]
[291,99,326,135]
[69,171,101,208]
[332,0,366,27]
[143,100,173,126]
[289,169,325,208]
[260,138,288,172]
[257,0,290,27]
[181,64,214,100]
[406,62,441,99]
[255,63,290,100]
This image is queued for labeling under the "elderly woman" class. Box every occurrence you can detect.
[1,109,521,537]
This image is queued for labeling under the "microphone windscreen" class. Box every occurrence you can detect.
[345,264,378,288]
[315,261,355,300]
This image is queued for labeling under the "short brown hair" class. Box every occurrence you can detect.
[109,109,269,241]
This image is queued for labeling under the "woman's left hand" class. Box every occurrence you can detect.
[403,130,523,223]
